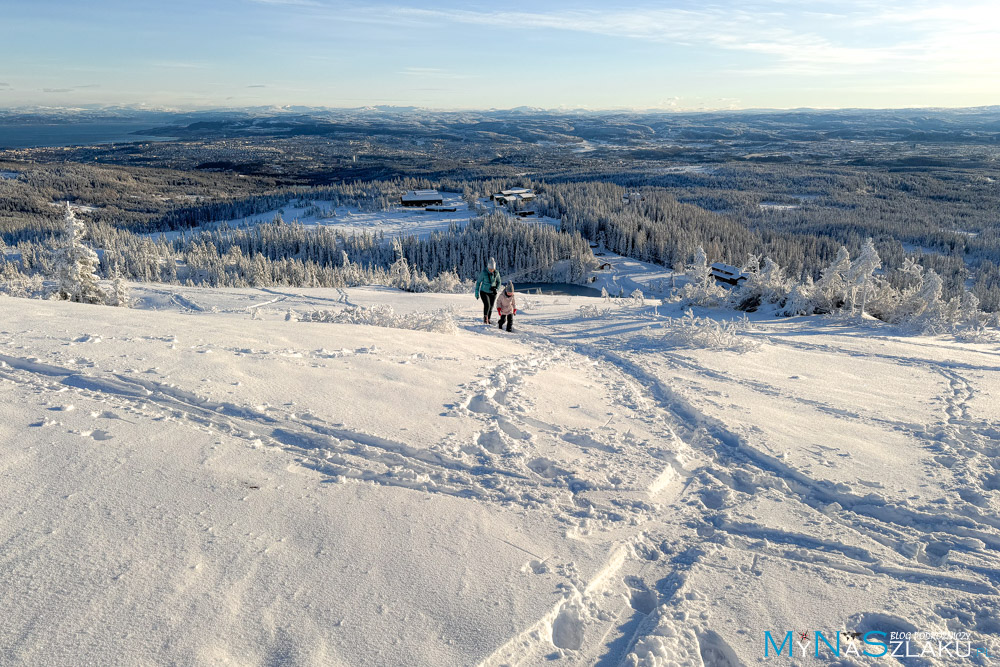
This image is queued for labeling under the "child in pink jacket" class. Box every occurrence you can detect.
[496,283,516,332]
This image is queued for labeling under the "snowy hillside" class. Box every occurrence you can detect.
[2,285,998,665]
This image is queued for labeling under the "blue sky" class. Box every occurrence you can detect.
[2,0,998,110]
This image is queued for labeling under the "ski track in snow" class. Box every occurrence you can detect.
[3,287,1000,666]
[490,313,1000,665]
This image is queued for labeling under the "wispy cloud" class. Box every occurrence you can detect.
[150,61,207,69]
[43,87,74,93]
[398,67,473,80]
[247,84,267,88]
[248,0,323,6]
[389,2,999,77]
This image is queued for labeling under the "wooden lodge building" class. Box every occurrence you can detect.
[710,262,748,286]
[400,190,444,207]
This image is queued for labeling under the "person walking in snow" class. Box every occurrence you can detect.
[496,282,516,332]
[475,257,502,324]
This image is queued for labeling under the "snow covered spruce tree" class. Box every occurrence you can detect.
[51,203,108,304]
[107,268,131,308]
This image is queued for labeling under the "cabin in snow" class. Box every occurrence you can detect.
[491,188,536,208]
[710,262,748,286]
[491,187,534,201]
[400,190,444,207]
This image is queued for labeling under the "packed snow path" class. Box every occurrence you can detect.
[1,285,998,665]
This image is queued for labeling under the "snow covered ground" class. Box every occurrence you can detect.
[2,284,999,665]
[144,194,559,243]
[587,251,677,300]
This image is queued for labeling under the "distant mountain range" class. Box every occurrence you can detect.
[2,105,999,145]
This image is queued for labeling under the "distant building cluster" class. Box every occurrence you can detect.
[623,192,645,204]
[490,188,535,207]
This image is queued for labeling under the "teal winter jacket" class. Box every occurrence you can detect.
[475,269,502,298]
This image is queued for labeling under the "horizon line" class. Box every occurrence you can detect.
[3,103,1000,116]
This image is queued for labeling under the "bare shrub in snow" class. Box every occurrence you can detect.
[516,295,537,313]
[302,304,458,335]
[426,269,472,294]
[661,310,762,353]
[629,288,645,307]
[578,304,612,318]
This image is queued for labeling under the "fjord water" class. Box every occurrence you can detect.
[0,122,176,149]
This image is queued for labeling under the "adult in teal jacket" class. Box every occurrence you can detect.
[475,257,502,324]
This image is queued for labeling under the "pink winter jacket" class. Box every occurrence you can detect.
[496,291,516,316]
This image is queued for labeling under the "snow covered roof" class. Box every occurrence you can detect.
[495,192,535,203]
[498,188,533,196]
[710,262,747,281]
[401,189,443,202]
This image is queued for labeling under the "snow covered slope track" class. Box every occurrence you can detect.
[1,287,998,665]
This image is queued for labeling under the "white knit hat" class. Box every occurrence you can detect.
[488,257,497,270]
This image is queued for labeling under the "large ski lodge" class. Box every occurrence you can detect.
[400,189,444,207]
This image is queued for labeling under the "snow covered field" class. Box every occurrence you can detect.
[145,194,559,243]
[2,284,999,665]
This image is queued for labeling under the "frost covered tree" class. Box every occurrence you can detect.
[732,255,791,311]
[388,237,412,289]
[779,276,817,316]
[680,246,724,307]
[846,238,881,317]
[877,258,942,325]
[51,203,107,304]
[815,247,852,313]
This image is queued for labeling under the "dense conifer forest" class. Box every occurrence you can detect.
[2,107,999,310]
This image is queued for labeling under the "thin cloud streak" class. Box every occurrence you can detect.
[398,67,474,80]
[389,3,999,76]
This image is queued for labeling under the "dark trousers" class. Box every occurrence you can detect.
[481,291,496,321]
[498,313,513,332]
